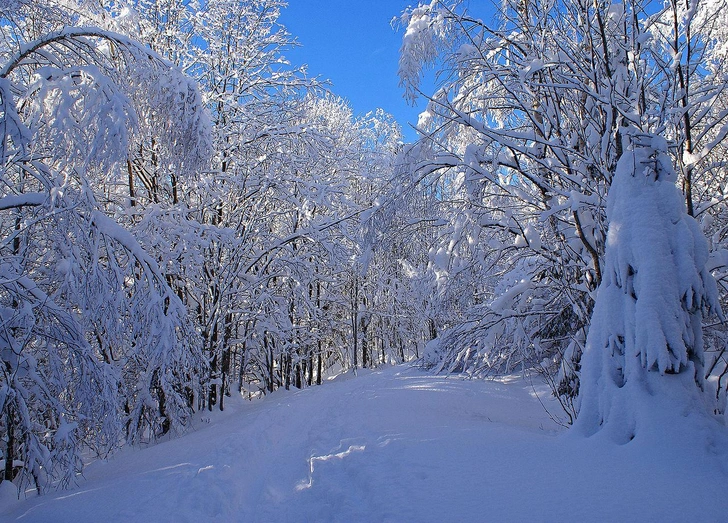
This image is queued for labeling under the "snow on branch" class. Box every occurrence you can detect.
[0,77,31,162]
[0,192,46,211]
[89,210,180,305]
[0,26,171,79]
[397,1,452,103]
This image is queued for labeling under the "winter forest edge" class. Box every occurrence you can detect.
[2,0,728,501]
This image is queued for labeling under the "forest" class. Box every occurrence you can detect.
[2,0,728,502]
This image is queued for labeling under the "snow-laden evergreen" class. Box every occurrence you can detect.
[576,131,723,441]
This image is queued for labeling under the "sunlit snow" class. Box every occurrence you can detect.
[3,365,726,522]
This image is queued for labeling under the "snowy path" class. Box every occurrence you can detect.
[3,365,728,522]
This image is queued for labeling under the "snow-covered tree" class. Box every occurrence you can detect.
[396,0,728,422]
[0,1,209,492]
[396,0,620,415]
[575,131,722,441]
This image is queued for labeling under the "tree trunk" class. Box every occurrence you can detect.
[3,403,15,482]
[317,343,323,386]
[287,355,292,388]
[361,316,369,368]
[208,352,218,411]
[265,335,275,394]
[127,158,136,207]
[155,370,170,436]
[220,346,230,411]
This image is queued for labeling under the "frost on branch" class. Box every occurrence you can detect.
[397,1,451,104]
[0,269,118,493]
[0,78,30,164]
[576,131,722,442]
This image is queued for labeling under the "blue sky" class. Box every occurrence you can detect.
[278,1,426,142]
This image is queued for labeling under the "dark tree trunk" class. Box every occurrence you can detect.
[361,318,369,368]
[127,158,136,207]
[306,353,313,387]
[155,371,170,436]
[284,353,291,391]
[3,403,15,482]
[265,335,275,394]
[317,344,323,386]
[208,352,218,411]
[238,341,247,394]
[220,346,230,411]
[295,357,303,389]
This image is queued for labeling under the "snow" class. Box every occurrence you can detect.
[0,192,46,211]
[576,133,723,443]
[3,364,727,522]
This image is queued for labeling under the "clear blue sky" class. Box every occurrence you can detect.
[278,1,426,143]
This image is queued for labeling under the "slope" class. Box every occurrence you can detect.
[1,365,727,522]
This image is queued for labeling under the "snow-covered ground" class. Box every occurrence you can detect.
[2,364,727,522]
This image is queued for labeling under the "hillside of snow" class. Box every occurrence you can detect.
[2,365,728,522]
